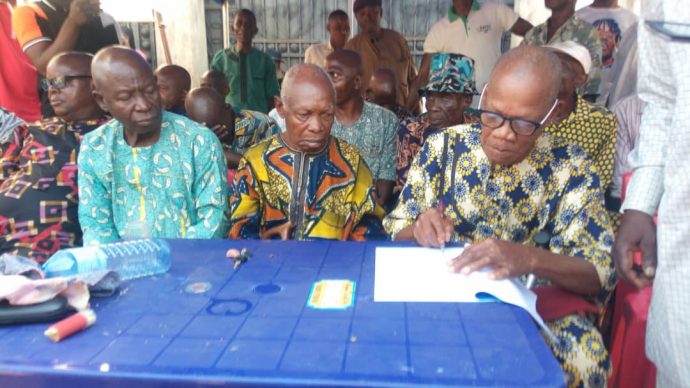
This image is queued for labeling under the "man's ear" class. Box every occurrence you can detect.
[574,71,588,89]
[275,96,286,118]
[545,99,565,126]
[92,88,109,112]
[461,94,473,109]
[353,74,362,92]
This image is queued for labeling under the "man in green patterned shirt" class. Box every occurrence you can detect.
[521,0,603,101]
[326,49,398,206]
[79,47,229,244]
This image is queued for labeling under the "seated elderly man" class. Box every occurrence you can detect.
[543,41,617,196]
[78,47,229,244]
[228,64,385,241]
[1,52,110,262]
[185,86,280,169]
[385,46,615,387]
[396,53,478,193]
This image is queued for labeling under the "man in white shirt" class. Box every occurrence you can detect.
[576,0,638,102]
[613,1,690,386]
[407,0,532,110]
[303,10,350,68]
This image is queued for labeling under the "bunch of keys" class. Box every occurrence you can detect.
[226,248,252,270]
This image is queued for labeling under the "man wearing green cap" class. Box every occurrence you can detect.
[396,53,478,193]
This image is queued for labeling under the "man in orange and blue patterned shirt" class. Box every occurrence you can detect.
[228,64,385,241]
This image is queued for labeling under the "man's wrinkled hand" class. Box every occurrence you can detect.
[413,208,453,248]
[449,239,534,280]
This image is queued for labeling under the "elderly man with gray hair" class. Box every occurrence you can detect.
[227,63,385,241]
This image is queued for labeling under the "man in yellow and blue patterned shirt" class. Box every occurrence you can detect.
[78,47,229,244]
[385,46,615,387]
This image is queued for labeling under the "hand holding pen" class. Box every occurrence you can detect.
[412,205,454,249]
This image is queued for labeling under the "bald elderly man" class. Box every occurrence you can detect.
[1,52,109,261]
[186,86,280,169]
[228,64,385,241]
[78,47,228,244]
[155,64,191,116]
[543,41,617,200]
[385,46,615,386]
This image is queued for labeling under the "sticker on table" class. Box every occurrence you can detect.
[307,279,355,310]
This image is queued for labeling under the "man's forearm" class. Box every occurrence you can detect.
[530,247,602,296]
[26,20,81,74]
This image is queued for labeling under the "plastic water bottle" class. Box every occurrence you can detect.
[42,239,172,280]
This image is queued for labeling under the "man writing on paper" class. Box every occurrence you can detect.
[384,46,615,387]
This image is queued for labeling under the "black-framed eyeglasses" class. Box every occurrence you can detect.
[41,75,92,91]
[477,84,558,136]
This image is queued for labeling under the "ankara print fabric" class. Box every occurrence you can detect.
[228,135,385,241]
[78,111,229,245]
[384,123,616,386]
[544,95,617,192]
[0,116,109,262]
[230,109,281,155]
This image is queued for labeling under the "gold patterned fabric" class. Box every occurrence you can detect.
[228,135,385,241]
[385,124,615,387]
[544,95,617,192]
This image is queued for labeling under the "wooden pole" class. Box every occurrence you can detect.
[153,10,172,65]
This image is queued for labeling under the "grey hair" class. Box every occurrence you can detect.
[280,63,336,107]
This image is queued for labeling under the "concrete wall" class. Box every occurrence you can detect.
[102,0,209,88]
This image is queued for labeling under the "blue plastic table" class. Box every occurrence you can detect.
[0,240,565,387]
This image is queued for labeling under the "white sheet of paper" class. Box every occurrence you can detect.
[374,247,555,341]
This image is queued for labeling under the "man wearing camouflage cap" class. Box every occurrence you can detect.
[395,53,478,193]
